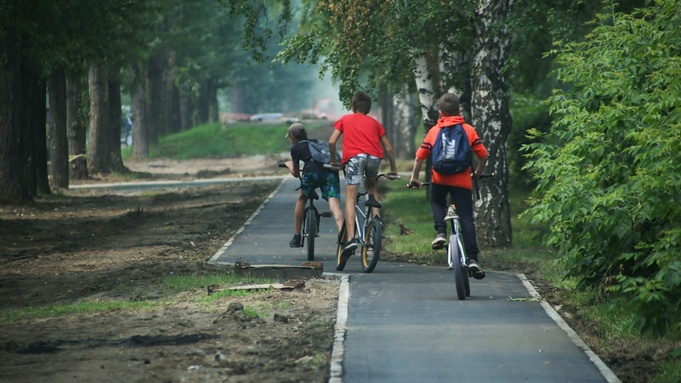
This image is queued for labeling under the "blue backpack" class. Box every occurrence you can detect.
[431,124,473,175]
[301,139,341,164]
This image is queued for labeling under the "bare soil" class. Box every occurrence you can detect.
[0,154,337,383]
[0,154,668,383]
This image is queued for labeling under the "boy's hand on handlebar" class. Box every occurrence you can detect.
[407,179,423,189]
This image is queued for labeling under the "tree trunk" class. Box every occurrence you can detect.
[67,74,88,180]
[147,53,164,144]
[179,87,193,132]
[393,87,418,159]
[413,54,444,189]
[87,62,110,174]
[108,78,127,172]
[131,65,149,158]
[0,33,31,203]
[164,51,181,134]
[470,0,513,248]
[27,65,49,197]
[47,68,69,190]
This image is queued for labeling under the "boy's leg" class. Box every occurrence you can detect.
[429,183,450,249]
[450,187,484,279]
[362,156,381,217]
[320,171,344,231]
[343,155,367,253]
[291,190,306,247]
[449,187,478,260]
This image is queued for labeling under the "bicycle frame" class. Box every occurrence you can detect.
[445,204,471,300]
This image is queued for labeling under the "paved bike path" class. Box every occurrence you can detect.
[210,177,620,383]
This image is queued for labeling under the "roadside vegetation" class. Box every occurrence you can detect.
[122,120,334,161]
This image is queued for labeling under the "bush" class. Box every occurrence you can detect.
[523,1,681,337]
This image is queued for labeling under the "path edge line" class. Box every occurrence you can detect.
[517,273,622,383]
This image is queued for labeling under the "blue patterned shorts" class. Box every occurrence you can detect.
[301,171,341,200]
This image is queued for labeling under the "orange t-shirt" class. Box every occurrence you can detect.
[416,116,488,190]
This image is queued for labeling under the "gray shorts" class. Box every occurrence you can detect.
[345,154,381,185]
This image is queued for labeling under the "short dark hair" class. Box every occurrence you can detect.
[437,93,460,116]
[351,92,372,114]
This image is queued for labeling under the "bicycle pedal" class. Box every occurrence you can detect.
[321,212,332,218]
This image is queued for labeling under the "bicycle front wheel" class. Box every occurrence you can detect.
[305,207,317,261]
[336,222,347,271]
[361,217,382,273]
[449,236,466,300]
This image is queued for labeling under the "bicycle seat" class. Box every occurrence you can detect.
[364,194,383,209]
[296,186,320,200]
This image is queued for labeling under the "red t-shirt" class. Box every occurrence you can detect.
[416,115,488,190]
[333,113,386,164]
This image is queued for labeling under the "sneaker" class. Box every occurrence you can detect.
[343,238,359,254]
[336,239,358,271]
[431,233,447,250]
[289,234,302,248]
[468,260,485,280]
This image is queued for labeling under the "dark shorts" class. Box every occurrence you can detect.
[301,171,341,200]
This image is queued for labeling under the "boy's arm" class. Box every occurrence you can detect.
[328,129,342,166]
[379,135,398,174]
[409,157,425,188]
[284,160,301,178]
[474,156,488,177]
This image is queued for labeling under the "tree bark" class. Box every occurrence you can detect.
[27,64,49,197]
[413,54,444,189]
[163,51,181,134]
[67,74,88,180]
[131,65,149,158]
[47,68,69,190]
[108,78,128,172]
[470,0,513,248]
[393,88,418,159]
[0,33,30,203]
[179,87,193,132]
[87,62,110,174]
[147,53,164,144]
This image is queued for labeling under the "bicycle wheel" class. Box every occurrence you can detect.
[361,217,382,273]
[457,238,471,297]
[449,236,466,300]
[305,207,317,261]
[336,222,347,271]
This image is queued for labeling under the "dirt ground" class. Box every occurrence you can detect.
[0,154,665,383]
[0,154,339,383]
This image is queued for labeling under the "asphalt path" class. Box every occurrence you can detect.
[74,176,622,382]
[204,176,622,383]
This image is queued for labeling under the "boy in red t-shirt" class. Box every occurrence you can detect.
[408,93,488,279]
[329,92,398,268]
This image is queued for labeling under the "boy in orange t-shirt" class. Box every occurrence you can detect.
[408,93,488,279]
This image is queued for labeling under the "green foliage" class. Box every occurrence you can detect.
[523,0,681,337]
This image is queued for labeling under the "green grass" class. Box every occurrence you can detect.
[122,120,334,161]
[0,272,282,324]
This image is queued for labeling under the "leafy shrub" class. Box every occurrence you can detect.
[523,1,681,336]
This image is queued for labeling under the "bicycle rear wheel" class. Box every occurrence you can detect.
[305,207,317,261]
[361,217,382,273]
[457,238,471,297]
[449,236,466,300]
[335,222,348,271]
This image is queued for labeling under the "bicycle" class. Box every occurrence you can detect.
[278,162,336,261]
[336,173,401,273]
[408,173,493,300]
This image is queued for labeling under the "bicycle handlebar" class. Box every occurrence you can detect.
[378,173,401,181]
[407,173,495,189]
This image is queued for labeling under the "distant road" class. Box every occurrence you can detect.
[69,175,286,192]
